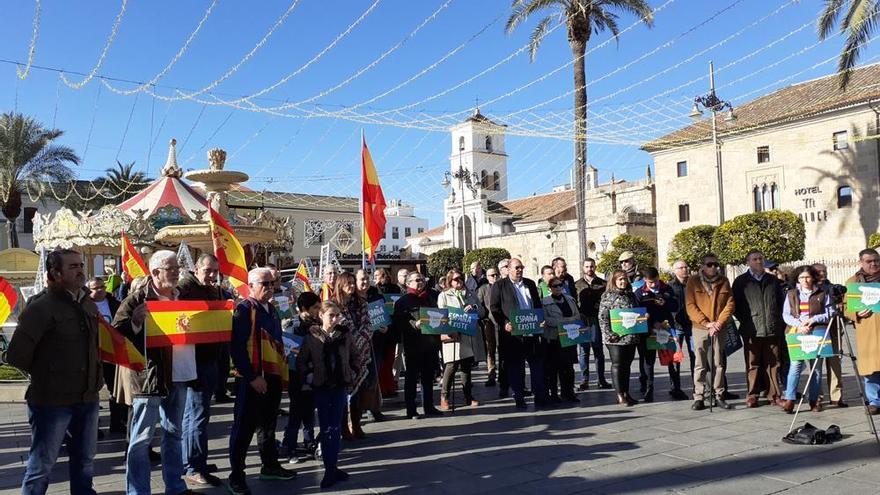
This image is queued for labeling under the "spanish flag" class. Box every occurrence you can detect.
[295,260,313,293]
[209,207,251,298]
[145,300,233,348]
[0,276,17,326]
[121,232,148,283]
[98,316,145,372]
[361,133,387,262]
[321,283,333,302]
[248,325,289,386]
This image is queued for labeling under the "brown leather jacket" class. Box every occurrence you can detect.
[685,275,735,330]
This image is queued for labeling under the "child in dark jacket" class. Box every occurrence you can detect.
[281,291,321,462]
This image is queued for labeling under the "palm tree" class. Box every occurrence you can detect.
[104,160,150,202]
[818,0,879,89]
[506,0,653,264]
[0,113,79,248]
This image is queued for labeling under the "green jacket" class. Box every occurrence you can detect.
[7,287,103,406]
[732,272,785,338]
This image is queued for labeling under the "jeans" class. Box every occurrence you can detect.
[864,372,880,407]
[577,340,606,383]
[183,363,217,476]
[784,359,822,402]
[127,384,187,495]
[314,388,346,471]
[22,402,98,495]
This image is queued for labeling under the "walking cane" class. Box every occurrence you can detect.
[707,329,715,413]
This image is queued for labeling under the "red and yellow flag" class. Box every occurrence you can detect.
[0,276,17,326]
[121,232,148,283]
[361,134,387,262]
[209,207,251,298]
[98,316,145,372]
[145,300,233,348]
[247,323,289,386]
[295,260,313,293]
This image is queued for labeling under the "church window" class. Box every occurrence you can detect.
[770,183,780,209]
[481,170,488,188]
[485,136,493,152]
[753,186,763,212]
[493,171,500,191]
[762,185,771,211]
[458,136,465,152]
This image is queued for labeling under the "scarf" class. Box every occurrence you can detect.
[699,272,721,295]
[625,265,639,281]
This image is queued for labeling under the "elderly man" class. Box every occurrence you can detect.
[396,268,409,291]
[619,251,642,285]
[686,253,735,411]
[321,264,339,301]
[465,261,486,293]
[113,250,195,495]
[228,268,296,494]
[8,250,102,495]
[490,258,548,409]
[846,249,880,414]
[733,250,786,408]
[178,254,227,486]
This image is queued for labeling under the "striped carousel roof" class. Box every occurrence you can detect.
[118,139,209,221]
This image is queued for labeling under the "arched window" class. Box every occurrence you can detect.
[485,136,493,152]
[762,184,771,211]
[493,171,501,191]
[753,186,763,212]
[458,136,465,152]
[838,185,853,208]
[480,170,488,188]
[770,183,780,209]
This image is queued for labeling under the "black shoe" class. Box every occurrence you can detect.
[715,398,733,410]
[259,465,297,481]
[639,383,647,395]
[643,389,654,403]
[598,380,613,390]
[227,478,251,495]
[562,395,580,403]
[524,389,533,397]
[423,407,443,417]
[371,410,386,422]
[722,391,739,400]
[691,400,705,411]
[405,411,422,420]
[215,394,234,404]
[485,377,496,387]
[578,381,590,391]
[205,463,219,473]
[498,389,509,399]
[320,469,337,489]
[669,389,688,401]
[334,467,349,482]
[149,449,161,464]
[514,399,527,409]
[549,395,563,404]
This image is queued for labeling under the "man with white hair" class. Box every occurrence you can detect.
[321,264,339,301]
[227,267,296,494]
[113,250,195,495]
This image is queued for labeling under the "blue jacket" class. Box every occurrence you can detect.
[231,297,283,383]
[634,281,678,329]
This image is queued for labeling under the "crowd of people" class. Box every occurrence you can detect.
[5,245,880,494]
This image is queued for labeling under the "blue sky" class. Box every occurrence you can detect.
[2,0,877,227]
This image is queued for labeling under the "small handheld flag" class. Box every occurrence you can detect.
[295,260,313,293]
[209,207,251,298]
[121,232,148,283]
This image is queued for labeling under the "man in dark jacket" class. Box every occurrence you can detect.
[490,258,548,409]
[733,250,786,408]
[477,267,500,387]
[87,275,126,435]
[178,254,227,486]
[8,249,102,495]
[114,250,194,495]
[551,257,577,296]
[574,258,611,390]
[669,260,696,379]
[228,268,296,494]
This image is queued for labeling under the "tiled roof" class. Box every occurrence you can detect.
[642,63,880,152]
[490,189,576,223]
[409,225,445,239]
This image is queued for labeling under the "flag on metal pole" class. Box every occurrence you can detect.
[361,131,387,263]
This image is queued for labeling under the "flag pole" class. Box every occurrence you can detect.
[361,128,367,271]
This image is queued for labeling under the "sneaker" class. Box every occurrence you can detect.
[226,478,251,495]
[370,410,386,422]
[186,472,222,487]
[259,465,297,481]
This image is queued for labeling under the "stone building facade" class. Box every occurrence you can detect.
[644,64,880,269]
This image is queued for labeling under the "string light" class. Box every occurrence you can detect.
[60,0,128,89]
[16,0,42,80]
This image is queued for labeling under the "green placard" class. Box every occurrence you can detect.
[610,308,649,336]
[272,296,293,320]
[558,317,594,347]
[384,294,402,316]
[786,326,834,361]
[510,308,545,336]
[846,283,880,313]
[645,326,677,351]
[419,307,452,335]
[367,299,390,331]
[447,307,478,336]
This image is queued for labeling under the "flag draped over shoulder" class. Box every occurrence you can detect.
[209,207,251,298]
[121,232,148,282]
[0,276,17,326]
[145,300,233,348]
[98,316,145,372]
[246,309,289,386]
[295,260,313,293]
[361,135,387,262]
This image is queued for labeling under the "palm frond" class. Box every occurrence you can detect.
[836,0,879,88]
[529,17,554,61]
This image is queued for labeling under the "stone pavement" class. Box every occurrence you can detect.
[1,353,879,495]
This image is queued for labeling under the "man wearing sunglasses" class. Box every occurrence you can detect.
[685,253,735,411]
[490,258,548,409]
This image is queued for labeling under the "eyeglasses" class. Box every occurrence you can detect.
[704,262,720,268]
[410,278,425,283]
[511,265,524,270]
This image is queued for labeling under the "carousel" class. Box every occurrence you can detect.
[33,139,296,280]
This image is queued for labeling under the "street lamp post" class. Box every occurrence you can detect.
[690,61,736,225]
[599,234,609,253]
[442,149,480,256]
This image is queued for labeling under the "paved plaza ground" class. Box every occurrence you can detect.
[1,353,879,494]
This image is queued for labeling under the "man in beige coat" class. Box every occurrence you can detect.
[846,248,880,414]
[686,253,735,411]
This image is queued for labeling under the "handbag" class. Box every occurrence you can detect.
[782,422,828,445]
[724,319,743,356]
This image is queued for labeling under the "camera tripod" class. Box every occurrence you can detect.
[786,312,880,452]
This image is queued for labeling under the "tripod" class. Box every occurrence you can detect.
[786,312,880,452]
